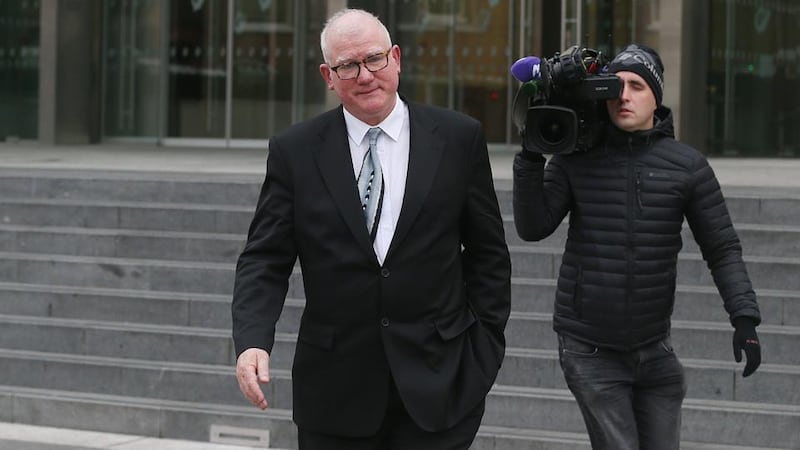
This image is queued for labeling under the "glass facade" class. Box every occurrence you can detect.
[0,0,40,140]
[166,0,228,139]
[390,0,517,143]
[5,1,800,157]
[707,0,800,156]
[103,0,162,139]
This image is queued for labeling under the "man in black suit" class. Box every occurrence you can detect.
[232,8,511,449]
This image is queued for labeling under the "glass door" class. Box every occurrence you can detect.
[230,0,292,141]
[393,0,516,143]
[102,0,163,140]
[166,0,228,140]
[0,0,40,140]
[101,0,336,147]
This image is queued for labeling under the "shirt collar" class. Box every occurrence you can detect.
[343,93,406,145]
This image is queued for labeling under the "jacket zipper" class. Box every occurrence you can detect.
[635,170,643,216]
[573,265,583,319]
[625,137,635,347]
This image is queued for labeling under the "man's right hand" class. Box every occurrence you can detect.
[236,348,270,409]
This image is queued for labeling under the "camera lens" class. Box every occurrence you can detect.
[540,118,567,145]
[525,105,578,154]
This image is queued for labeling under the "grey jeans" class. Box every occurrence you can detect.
[558,334,688,450]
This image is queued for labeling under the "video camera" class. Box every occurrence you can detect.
[511,45,621,154]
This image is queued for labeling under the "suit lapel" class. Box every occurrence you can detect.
[386,104,444,260]
[313,108,376,260]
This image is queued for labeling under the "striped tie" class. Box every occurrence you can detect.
[357,127,384,241]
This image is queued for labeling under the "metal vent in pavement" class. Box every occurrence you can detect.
[210,424,270,447]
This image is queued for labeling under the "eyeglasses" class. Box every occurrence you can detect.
[330,49,392,80]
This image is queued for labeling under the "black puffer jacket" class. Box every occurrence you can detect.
[513,106,761,351]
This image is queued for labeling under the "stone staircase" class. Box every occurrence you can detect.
[0,168,798,449]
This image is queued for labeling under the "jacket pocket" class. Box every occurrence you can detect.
[297,320,335,351]
[434,307,477,341]
[559,333,598,356]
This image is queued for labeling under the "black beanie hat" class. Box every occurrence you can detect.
[607,44,665,106]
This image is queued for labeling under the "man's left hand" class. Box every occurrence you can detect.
[732,317,761,377]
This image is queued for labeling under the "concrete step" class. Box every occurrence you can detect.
[3,183,800,238]
[2,311,799,407]
[0,313,299,369]
[0,313,236,366]
[506,311,800,366]
[0,280,304,330]
[2,246,797,299]
[2,284,798,365]
[0,385,296,447]
[5,303,798,367]
[0,198,252,234]
[8,171,800,228]
[496,188,800,227]
[1,367,797,449]
[1,170,798,449]
[3,218,795,267]
[0,386,588,450]
[511,278,800,327]
[498,347,800,406]
[0,225,245,263]
[0,171,261,206]
[2,275,796,334]
[2,345,798,409]
[0,251,235,295]
[503,218,800,258]
[484,385,800,449]
[0,349,292,410]
[0,282,235,329]
[4,197,800,248]
[509,245,800,292]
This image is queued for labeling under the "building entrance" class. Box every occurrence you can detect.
[102,0,328,147]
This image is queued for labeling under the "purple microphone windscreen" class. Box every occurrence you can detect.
[510,56,542,82]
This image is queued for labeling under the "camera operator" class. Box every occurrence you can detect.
[512,44,762,449]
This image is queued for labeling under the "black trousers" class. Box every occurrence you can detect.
[297,379,485,450]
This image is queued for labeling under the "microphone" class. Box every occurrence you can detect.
[510,56,546,133]
[510,56,542,82]
[519,80,541,97]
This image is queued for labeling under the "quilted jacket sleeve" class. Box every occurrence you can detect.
[684,155,761,325]
[513,151,572,242]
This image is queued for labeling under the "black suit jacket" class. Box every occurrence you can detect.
[232,100,511,435]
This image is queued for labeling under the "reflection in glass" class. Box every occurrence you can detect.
[231,0,293,139]
[0,0,39,140]
[102,0,162,138]
[395,1,512,142]
[707,0,800,156]
[167,0,227,138]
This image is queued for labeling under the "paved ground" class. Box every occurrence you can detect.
[1,141,799,449]
[0,422,276,450]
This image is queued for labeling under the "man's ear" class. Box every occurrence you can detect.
[391,45,401,73]
[319,64,335,90]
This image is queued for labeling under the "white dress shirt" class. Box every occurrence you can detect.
[343,94,410,265]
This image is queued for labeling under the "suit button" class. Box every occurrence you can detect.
[380,268,390,278]
[380,317,389,327]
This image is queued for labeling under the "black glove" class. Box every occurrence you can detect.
[733,317,761,377]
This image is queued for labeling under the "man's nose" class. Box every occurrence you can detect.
[618,83,630,101]
[356,64,375,82]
